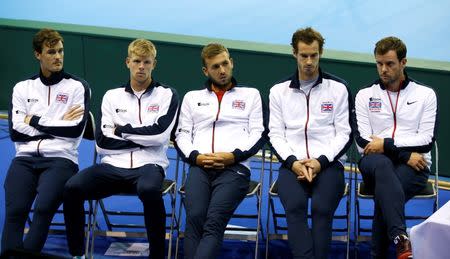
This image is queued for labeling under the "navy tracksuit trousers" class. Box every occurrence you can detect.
[1,157,78,254]
[183,164,250,259]
[63,163,166,259]
[359,154,429,259]
[277,161,345,259]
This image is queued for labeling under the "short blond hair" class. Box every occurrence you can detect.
[128,39,157,58]
[201,43,229,66]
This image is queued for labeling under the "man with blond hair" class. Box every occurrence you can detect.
[1,28,90,256]
[175,43,267,258]
[63,38,179,259]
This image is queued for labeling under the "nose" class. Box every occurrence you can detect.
[218,65,225,74]
[305,57,313,65]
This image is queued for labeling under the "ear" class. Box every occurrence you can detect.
[292,48,297,58]
[229,57,234,68]
[202,66,208,77]
[153,58,157,69]
[125,57,130,68]
[34,51,41,61]
[400,58,407,67]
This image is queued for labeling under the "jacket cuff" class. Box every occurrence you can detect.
[384,138,396,153]
[29,115,41,127]
[188,150,200,165]
[114,124,131,138]
[384,137,400,159]
[283,155,298,170]
[232,149,244,163]
[398,150,412,164]
[317,155,330,170]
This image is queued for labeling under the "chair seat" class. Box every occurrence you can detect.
[358,181,435,198]
[179,180,260,196]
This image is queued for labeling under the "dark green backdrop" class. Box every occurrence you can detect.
[1,20,449,176]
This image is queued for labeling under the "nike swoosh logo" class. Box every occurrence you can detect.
[407,101,417,105]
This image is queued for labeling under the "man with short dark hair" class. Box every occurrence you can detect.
[268,27,353,259]
[175,43,267,258]
[354,36,438,259]
[1,28,90,255]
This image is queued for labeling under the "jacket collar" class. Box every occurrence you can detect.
[377,71,411,90]
[288,68,323,89]
[124,79,159,95]
[204,77,238,92]
[39,69,64,86]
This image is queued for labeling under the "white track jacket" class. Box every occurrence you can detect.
[174,78,267,169]
[9,70,90,164]
[354,74,438,166]
[96,80,179,170]
[269,69,353,170]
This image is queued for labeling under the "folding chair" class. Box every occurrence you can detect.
[354,143,440,256]
[22,111,96,256]
[264,147,355,259]
[87,145,181,258]
[175,148,267,259]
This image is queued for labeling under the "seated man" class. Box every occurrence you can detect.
[354,36,438,259]
[63,39,179,259]
[174,43,267,259]
[268,27,353,259]
[1,28,90,255]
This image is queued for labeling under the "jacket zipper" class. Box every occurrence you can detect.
[304,91,311,159]
[48,86,51,106]
[386,90,400,138]
[37,139,43,156]
[131,95,143,168]
[38,86,51,155]
[211,93,223,153]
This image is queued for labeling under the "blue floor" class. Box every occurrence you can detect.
[1,118,449,258]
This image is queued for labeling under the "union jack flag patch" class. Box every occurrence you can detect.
[55,93,68,104]
[369,101,382,112]
[148,104,160,113]
[232,100,246,110]
[321,102,333,113]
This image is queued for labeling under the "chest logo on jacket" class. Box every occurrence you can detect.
[115,108,127,113]
[232,99,246,110]
[55,93,69,104]
[197,102,210,106]
[147,104,160,113]
[369,97,382,112]
[321,101,333,113]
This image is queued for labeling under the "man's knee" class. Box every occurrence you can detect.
[63,176,85,199]
[137,183,161,201]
